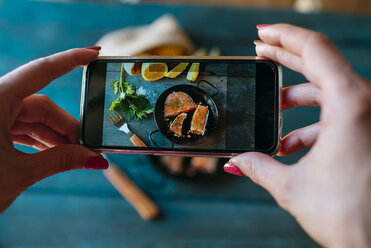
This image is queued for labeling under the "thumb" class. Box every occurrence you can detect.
[24,144,108,184]
[224,152,290,199]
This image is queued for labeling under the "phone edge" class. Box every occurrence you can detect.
[79,57,282,158]
[271,63,283,157]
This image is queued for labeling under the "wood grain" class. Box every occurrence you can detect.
[130,134,148,147]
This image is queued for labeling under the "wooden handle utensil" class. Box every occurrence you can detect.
[103,159,160,220]
[130,134,147,147]
[107,110,149,147]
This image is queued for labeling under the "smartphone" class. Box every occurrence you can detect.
[80,56,282,157]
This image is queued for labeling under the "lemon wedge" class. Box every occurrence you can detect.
[123,63,136,75]
[141,63,168,81]
[165,63,189,78]
[187,63,200,82]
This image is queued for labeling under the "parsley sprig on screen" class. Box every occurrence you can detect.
[109,63,153,121]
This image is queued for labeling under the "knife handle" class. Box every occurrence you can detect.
[130,134,147,147]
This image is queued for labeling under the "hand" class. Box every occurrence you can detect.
[224,24,371,247]
[0,48,108,213]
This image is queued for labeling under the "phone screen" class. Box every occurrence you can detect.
[82,58,279,155]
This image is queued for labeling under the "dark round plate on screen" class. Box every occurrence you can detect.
[151,83,218,146]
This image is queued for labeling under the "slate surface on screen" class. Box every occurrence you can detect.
[102,62,255,150]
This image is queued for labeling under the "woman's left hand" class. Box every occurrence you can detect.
[0,48,108,213]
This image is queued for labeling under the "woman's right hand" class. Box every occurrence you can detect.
[225,24,371,247]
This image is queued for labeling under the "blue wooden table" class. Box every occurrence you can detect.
[0,1,370,247]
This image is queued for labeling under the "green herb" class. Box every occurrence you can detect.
[109,63,153,122]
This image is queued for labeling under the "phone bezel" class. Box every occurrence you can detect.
[80,56,282,157]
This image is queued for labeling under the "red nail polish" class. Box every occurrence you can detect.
[84,157,108,170]
[256,24,271,29]
[84,46,101,51]
[224,162,245,176]
[254,40,264,45]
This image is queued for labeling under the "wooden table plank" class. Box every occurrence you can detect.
[22,154,274,202]
[0,193,319,248]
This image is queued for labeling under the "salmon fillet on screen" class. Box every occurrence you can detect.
[164,92,196,117]
[190,105,209,135]
[170,113,187,137]
[175,92,196,112]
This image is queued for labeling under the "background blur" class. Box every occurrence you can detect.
[0,0,370,247]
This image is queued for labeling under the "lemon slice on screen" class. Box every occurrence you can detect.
[141,63,168,81]
[165,63,189,78]
[123,63,136,75]
[187,63,200,82]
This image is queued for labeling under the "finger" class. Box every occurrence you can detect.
[255,43,304,74]
[18,145,108,186]
[257,23,316,56]
[224,152,290,200]
[11,121,68,148]
[17,94,80,143]
[11,134,49,151]
[282,83,321,110]
[278,122,321,156]
[257,24,353,90]
[0,48,99,99]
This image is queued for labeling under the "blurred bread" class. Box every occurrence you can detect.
[96,14,194,56]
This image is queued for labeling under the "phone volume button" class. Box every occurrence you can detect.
[279,112,283,135]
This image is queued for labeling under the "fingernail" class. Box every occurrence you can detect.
[224,162,245,176]
[84,46,101,51]
[84,157,108,170]
[256,24,271,29]
[254,40,264,45]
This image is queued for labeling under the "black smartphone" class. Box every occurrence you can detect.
[80,56,282,157]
